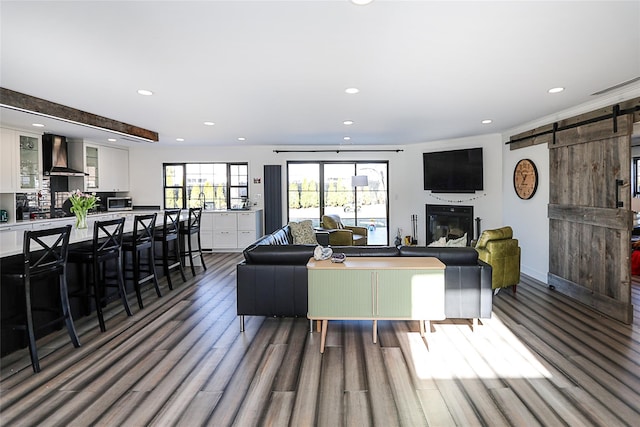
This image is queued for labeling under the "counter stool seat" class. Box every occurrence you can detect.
[1,225,80,372]
[122,213,161,309]
[68,218,131,333]
[179,207,207,277]
[153,209,186,290]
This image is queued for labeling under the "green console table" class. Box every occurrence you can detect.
[307,256,446,353]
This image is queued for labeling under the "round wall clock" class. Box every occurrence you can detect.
[513,158,538,200]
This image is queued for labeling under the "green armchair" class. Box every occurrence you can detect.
[474,226,521,293]
[320,214,368,246]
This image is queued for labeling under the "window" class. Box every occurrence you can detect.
[287,161,389,245]
[163,163,248,210]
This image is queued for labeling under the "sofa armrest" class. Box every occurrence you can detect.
[327,229,354,246]
[315,230,330,246]
[345,225,368,237]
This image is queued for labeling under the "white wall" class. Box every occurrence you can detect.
[502,143,549,282]
[128,133,505,247]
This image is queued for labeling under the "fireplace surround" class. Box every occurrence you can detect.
[426,204,474,246]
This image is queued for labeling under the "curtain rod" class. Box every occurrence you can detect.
[274,149,403,153]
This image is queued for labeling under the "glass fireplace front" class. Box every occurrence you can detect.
[426,204,474,246]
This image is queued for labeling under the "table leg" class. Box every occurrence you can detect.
[320,320,328,353]
[373,320,378,344]
[419,320,425,337]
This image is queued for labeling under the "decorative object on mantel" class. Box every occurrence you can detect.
[68,190,99,229]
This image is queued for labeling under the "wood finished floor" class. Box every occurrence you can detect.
[1,252,639,426]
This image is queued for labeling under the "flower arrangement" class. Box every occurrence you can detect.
[68,190,99,229]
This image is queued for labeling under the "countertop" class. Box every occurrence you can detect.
[0,210,175,258]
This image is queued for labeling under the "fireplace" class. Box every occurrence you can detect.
[426,204,474,246]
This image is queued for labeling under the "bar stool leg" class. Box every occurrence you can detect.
[197,232,207,272]
[59,272,80,347]
[148,245,162,298]
[94,261,107,332]
[162,240,173,291]
[175,238,187,283]
[187,233,196,277]
[24,279,40,373]
[115,259,132,317]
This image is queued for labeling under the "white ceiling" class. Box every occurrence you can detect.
[1,0,639,147]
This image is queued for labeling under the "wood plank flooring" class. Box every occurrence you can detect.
[1,252,639,426]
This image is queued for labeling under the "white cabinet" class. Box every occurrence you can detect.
[200,210,263,251]
[1,128,41,192]
[200,213,214,249]
[213,212,238,249]
[82,142,129,192]
[237,210,263,249]
[0,128,18,192]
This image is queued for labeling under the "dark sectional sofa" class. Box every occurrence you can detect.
[236,224,493,329]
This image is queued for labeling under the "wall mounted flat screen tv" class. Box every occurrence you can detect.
[423,147,483,193]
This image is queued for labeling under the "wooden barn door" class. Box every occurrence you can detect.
[548,114,634,323]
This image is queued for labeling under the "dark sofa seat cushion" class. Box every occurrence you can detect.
[399,246,479,266]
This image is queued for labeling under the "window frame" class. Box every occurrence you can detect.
[163,162,249,210]
[286,160,389,245]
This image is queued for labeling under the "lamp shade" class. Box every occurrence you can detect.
[351,175,369,187]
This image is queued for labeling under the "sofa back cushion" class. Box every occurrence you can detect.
[399,246,479,266]
[332,246,400,257]
[244,245,316,265]
[475,226,513,249]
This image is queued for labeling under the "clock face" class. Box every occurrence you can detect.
[514,159,538,200]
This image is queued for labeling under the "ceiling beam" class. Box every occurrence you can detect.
[0,87,159,142]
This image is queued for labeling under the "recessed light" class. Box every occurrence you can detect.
[345,87,360,94]
[343,136,351,141]
[203,121,215,126]
[32,123,45,127]
[548,87,564,94]
[137,89,153,96]
[481,119,492,124]
[176,138,184,142]
[107,138,117,142]
[351,0,374,5]
[238,137,246,141]
[343,120,354,125]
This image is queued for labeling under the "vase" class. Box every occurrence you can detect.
[75,210,87,229]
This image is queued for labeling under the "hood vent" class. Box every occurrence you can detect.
[42,134,87,177]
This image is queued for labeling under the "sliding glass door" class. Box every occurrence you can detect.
[287,161,388,245]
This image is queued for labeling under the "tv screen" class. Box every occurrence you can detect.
[423,147,483,193]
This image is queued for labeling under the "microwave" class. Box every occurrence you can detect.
[107,197,133,211]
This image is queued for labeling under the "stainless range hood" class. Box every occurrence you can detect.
[42,134,87,177]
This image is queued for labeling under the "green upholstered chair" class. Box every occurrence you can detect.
[320,214,368,246]
[474,226,521,293]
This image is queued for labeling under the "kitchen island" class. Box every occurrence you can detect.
[0,210,184,356]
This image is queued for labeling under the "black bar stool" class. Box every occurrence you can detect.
[1,225,80,373]
[179,207,207,277]
[68,218,132,333]
[154,209,186,290]
[122,213,161,309]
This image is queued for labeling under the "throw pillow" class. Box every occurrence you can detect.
[288,220,318,245]
[446,233,467,247]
